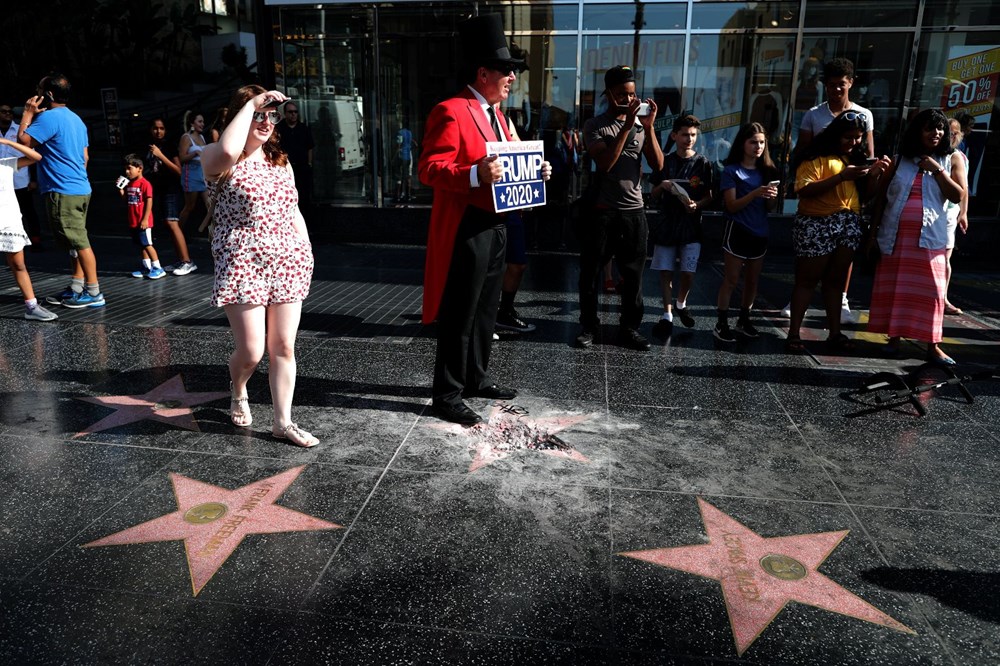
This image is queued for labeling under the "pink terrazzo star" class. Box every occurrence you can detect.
[619,498,915,656]
[431,403,592,472]
[74,374,229,437]
[83,465,341,596]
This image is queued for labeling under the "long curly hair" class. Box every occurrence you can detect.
[222,85,288,167]
[898,108,953,159]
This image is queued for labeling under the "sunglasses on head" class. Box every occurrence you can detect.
[252,110,281,124]
[842,111,867,123]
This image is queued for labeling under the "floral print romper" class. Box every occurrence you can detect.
[210,159,313,307]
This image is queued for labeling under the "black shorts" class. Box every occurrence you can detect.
[505,211,528,264]
[722,219,767,260]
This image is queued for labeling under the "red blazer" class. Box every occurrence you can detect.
[418,88,511,324]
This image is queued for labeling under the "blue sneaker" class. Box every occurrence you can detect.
[62,292,106,309]
[131,269,147,278]
[146,267,167,280]
[46,288,74,306]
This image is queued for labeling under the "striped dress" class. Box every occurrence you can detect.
[868,173,946,342]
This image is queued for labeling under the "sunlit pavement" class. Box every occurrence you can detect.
[1,236,997,664]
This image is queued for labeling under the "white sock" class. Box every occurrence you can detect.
[676,299,687,310]
[662,311,673,322]
[152,260,162,269]
[25,298,37,310]
[842,292,849,306]
[142,258,152,270]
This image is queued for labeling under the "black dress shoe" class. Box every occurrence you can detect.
[463,384,517,400]
[432,400,483,425]
[617,327,651,351]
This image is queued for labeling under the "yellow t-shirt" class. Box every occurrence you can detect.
[795,156,860,216]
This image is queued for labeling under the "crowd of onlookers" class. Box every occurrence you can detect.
[568,58,969,368]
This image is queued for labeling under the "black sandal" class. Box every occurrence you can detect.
[827,332,856,352]
[785,336,806,352]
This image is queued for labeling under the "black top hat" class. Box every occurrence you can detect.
[460,14,528,72]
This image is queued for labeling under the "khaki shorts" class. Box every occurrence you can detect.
[46,193,92,251]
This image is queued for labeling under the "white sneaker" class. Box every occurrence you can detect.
[779,302,791,319]
[492,333,500,341]
[25,304,58,321]
[172,261,197,276]
[840,305,856,325]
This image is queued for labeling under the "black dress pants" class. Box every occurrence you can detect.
[578,207,648,331]
[432,207,507,405]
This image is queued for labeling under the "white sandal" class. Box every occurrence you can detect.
[272,422,319,448]
[230,382,252,428]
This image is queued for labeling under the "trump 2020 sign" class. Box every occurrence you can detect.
[487,140,547,213]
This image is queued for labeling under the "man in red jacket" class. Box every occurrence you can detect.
[419,14,550,425]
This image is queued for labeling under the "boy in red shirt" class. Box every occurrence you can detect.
[119,154,166,279]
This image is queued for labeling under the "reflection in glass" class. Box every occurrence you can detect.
[803,0,917,28]
[691,2,799,31]
[583,3,686,31]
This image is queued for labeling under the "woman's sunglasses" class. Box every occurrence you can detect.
[842,111,867,123]
[252,110,281,124]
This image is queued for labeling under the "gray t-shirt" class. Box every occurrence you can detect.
[583,113,645,210]
[801,101,874,137]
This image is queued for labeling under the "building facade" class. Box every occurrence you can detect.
[262,0,999,220]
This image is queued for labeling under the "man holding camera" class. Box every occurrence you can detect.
[18,73,104,308]
[576,65,663,351]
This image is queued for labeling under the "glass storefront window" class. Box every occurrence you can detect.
[912,31,1000,216]
[803,0,917,29]
[690,2,799,31]
[583,3,686,32]
[922,1,1000,28]
[493,3,580,32]
[792,33,912,158]
[268,1,999,220]
[278,8,375,206]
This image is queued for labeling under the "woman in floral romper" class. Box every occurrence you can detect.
[201,85,318,447]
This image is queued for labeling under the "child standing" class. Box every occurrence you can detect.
[649,115,714,338]
[0,138,58,321]
[715,122,778,343]
[119,154,166,279]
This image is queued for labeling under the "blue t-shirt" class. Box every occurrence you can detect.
[25,107,91,196]
[720,164,767,237]
[396,128,413,161]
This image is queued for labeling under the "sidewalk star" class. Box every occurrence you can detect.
[619,498,914,655]
[83,465,341,595]
[74,374,229,437]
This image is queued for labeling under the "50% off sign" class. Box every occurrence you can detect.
[487,140,547,213]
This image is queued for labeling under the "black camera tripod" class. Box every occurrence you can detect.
[846,363,998,417]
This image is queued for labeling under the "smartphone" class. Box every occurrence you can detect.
[262,98,283,109]
[768,180,781,188]
[864,157,878,166]
[36,92,51,110]
[636,102,650,117]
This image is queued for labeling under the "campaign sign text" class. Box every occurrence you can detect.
[487,140,547,213]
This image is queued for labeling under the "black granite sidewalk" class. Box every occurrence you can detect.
[1,238,998,664]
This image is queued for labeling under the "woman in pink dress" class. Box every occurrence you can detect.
[201,85,318,447]
[867,109,966,365]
